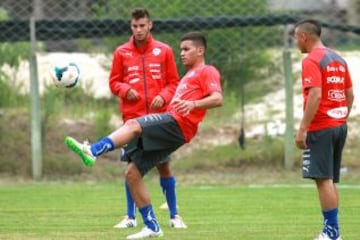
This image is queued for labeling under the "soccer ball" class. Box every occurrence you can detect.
[51,61,80,88]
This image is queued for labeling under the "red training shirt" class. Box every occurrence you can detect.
[301,47,353,131]
[168,65,222,142]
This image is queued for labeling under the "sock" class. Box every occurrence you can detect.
[139,205,160,232]
[160,176,178,218]
[90,137,115,157]
[322,208,339,239]
[125,181,136,219]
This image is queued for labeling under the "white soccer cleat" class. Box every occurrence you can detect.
[126,227,163,239]
[314,232,342,240]
[159,202,179,210]
[113,215,137,229]
[159,202,168,210]
[169,215,187,229]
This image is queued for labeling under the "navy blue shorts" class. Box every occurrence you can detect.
[302,124,347,183]
[121,113,185,176]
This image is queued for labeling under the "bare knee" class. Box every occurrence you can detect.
[125,163,142,183]
[124,119,142,136]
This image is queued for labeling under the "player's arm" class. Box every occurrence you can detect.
[173,91,223,115]
[300,87,321,131]
[295,86,321,150]
[345,87,354,118]
[345,68,354,118]
[109,50,132,98]
[193,91,223,109]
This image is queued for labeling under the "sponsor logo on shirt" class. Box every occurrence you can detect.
[327,76,344,84]
[327,106,348,119]
[129,78,140,84]
[128,66,139,71]
[303,77,312,83]
[328,89,345,102]
[151,75,161,80]
[327,66,337,72]
[339,65,346,72]
[326,65,346,73]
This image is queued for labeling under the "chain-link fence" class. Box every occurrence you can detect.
[1,0,360,177]
[2,0,360,93]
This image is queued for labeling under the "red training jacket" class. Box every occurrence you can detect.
[109,35,179,122]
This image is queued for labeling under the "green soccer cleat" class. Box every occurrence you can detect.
[65,136,96,167]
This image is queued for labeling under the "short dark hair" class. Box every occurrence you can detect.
[294,19,322,37]
[131,8,151,20]
[180,31,207,49]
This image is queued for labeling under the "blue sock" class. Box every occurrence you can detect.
[139,205,160,232]
[90,137,115,157]
[125,181,136,219]
[160,176,178,218]
[322,208,339,239]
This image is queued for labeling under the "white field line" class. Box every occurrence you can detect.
[197,184,360,190]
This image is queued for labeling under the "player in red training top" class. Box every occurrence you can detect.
[108,7,187,230]
[293,19,354,240]
[65,31,223,239]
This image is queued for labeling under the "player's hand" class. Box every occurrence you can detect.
[295,129,307,149]
[150,95,164,109]
[173,99,196,116]
[126,89,140,101]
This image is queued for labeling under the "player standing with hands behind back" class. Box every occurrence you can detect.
[108,8,187,229]
[293,19,354,240]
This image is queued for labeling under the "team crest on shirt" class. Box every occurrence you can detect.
[153,48,161,56]
[185,71,196,78]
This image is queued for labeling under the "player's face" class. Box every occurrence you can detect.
[294,27,308,53]
[180,40,203,68]
[131,17,152,42]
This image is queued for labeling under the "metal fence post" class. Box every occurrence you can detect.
[29,17,42,179]
[283,25,295,170]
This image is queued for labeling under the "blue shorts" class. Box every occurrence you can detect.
[121,113,185,176]
[302,124,347,183]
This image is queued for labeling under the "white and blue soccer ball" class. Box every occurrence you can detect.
[51,61,80,88]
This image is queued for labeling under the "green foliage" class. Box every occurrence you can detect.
[0,77,27,108]
[0,7,31,107]
[0,110,31,175]
[86,0,282,95]
[90,0,268,19]
[0,7,8,20]
[0,40,31,107]
[93,104,113,136]
[174,137,286,170]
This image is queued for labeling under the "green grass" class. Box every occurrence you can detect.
[0,180,359,240]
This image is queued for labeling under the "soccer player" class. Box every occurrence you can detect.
[293,19,354,240]
[108,8,187,229]
[65,31,223,239]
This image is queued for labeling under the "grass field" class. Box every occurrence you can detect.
[0,179,359,240]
